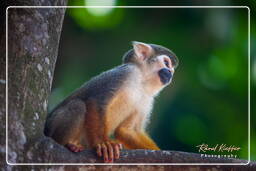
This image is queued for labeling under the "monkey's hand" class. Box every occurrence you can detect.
[96,140,123,163]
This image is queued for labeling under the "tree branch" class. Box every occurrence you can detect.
[37,137,246,163]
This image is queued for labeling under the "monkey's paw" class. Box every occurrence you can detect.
[96,141,123,163]
[65,143,84,153]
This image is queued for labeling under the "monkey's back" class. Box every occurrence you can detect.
[47,64,132,118]
[78,64,133,108]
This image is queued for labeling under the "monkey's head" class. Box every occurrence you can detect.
[123,41,179,95]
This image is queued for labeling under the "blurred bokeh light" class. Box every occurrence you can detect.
[85,0,116,16]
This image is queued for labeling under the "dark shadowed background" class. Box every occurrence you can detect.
[48,0,256,160]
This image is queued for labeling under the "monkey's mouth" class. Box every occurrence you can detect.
[158,68,172,85]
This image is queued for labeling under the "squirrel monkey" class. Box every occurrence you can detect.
[44,41,178,163]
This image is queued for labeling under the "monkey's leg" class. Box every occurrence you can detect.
[115,128,160,150]
[44,99,86,152]
[114,112,160,150]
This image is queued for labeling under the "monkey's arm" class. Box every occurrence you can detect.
[114,112,160,150]
[84,100,123,163]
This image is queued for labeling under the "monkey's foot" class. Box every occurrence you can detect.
[65,143,84,153]
[96,141,123,163]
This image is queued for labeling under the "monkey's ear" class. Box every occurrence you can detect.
[132,41,153,61]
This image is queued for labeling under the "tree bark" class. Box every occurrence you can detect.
[0,1,255,171]
[0,1,7,170]
[0,0,67,170]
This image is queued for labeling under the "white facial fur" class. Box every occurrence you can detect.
[119,42,176,130]
[121,56,175,129]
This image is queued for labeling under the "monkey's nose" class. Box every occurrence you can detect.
[158,68,172,85]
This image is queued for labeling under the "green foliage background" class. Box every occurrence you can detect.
[48,0,256,160]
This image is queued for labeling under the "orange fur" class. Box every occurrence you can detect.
[114,111,160,150]
[84,100,105,148]
[104,90,134,137]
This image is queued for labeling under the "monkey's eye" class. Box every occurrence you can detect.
[149,58,157,63]
[164,60,169,68]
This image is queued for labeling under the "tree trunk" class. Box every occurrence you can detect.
[0,1,7,170]
[0,0,68,170]
[0,2,255,171]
